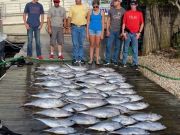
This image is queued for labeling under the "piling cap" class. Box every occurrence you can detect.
[130,0,138,5]
[53,0,60,3]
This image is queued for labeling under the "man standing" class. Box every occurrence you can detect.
[105,0,125,66]
[121,0,144,70]
[47,0,66,59]
[23,0,44,60]
[68,0,89,65]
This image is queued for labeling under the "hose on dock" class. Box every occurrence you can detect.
[0,56,180,81]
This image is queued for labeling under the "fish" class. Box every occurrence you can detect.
[63,103,88,112]
[88,121,123,131]
[99,72,120,77]
[34,81,62,87]
[65,90,83,97]
[99,67,115,72]
[63,84,80,89]
[83,78,107,85]
[81,88,100,94]
[24,98,65,108]
[103,91,119,96]
[36,65,60,71]
[111,115,137,126]
[66,64,87,72]
[96,84,118,91]
[56,68,73,73]
[115,89,136,95]
[35,76,63,81]
[131,113,162,122]
[101,75,125,80]
[75,75,99,82]
[44,127,76,134]
[45,87,69,93]
[86,69,104,75]
[59,73,75,79]
[79,93,105,99]
[108,78,126,84]
[106,105,131,114]
[111,127,150,135]
[119,83,134,88]
[35,118,75,128]
[35,108,72,118]
[80,107,120,118]
[120,102,149,111]
[69,98,108,108]
[106,96,130,105]
[70,114,100,125]
[74,72,87,77]
[35,70,57,76]
[123,94,144,102]
[31,92,62,99]
[128,121,166,131]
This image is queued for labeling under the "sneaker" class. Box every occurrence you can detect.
[58,55,64,60]
[104,61,110,66]
[80,60,85,64]
[37,56,44,60]
[132,65,139,70]
[49,54,54,59]
[113,62,118,66]
[72,59,78,65]
[120,64,127,68]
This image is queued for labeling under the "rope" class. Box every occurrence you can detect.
[139,65,180,81]
[0,56,179,81]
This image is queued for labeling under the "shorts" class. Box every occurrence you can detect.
[50,27,64,46]
[89,29,102,36]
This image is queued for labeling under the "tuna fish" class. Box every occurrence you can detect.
[80,107,120,118]
[99,67,115,72]
[31,92,62,99]
[106,105,131,114]
[69,98,108,108]
[106,96,130,105]
[99,72,120,77]
[86,69,104,75]
[120,102,149,111]
[56,68,73,74]
[131,113,162,122]
[129,121,166,131]
[111,115,137,126]
[81,88,100,94]
[83,78,107,85]
[35,108,72,118]
[63,103,88,112]
[45,87,69,93]
[119,83,134,88]
[44,127,76,134]
[66,64,87,72]
[24,98,65,108]
[35,81,62,87]
[70,114,100,125]
[35,118,75,127]
[65,90,83,97]
[88,121,123,131]
[59,73,75,79]
[115,89,136,95]
[111,127,150,135]
[96,84,118,91]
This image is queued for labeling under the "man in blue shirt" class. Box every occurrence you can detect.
[23,0,44,60]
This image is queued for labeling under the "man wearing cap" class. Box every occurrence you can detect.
[68,0,89,65]
[23,0,44,60]
[47,0,66,59]
[105,0,126,66]
[121,0,144,70]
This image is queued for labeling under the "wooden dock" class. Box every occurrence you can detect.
[0,34,180,135]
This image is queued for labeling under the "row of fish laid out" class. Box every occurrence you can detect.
[23,64,166,134]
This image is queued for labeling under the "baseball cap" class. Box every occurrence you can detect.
[53,0,60,3]
[130,0,138,5]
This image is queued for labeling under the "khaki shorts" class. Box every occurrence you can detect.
[50,27,64,46]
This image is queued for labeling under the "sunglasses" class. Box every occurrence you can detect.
[93,5,99,8]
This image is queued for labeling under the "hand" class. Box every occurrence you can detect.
[136,32,141,39]
[106,30,110,37]
[86,34,89,41]
[25,23,30,30]
[122,32,127,39]
[100,34,104,40]
[48,28,52,34]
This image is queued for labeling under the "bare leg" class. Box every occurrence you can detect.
[57,44,62,55]
[89,35,95,63]
[95,36,101,64]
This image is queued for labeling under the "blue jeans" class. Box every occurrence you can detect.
[27,27,41,57]
[71,25,86,61]
[122,33,138,65]
[105,31,121,63]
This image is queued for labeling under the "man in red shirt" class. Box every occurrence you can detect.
[121,0,144,70]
